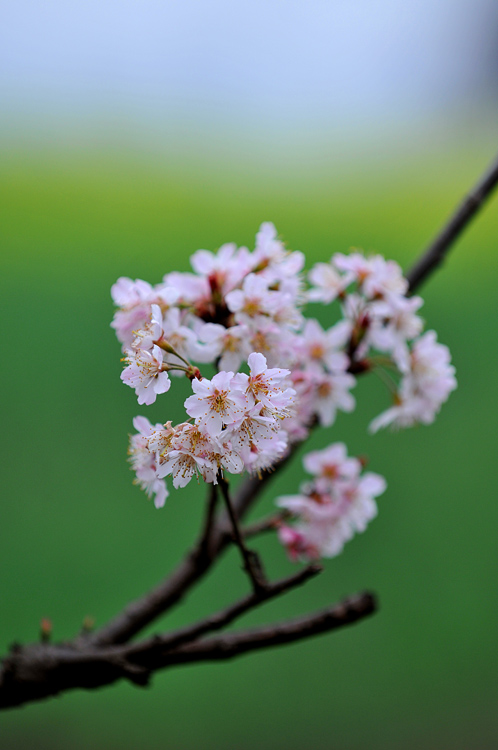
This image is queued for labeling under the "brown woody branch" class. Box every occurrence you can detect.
[241,510,290,539]
[1,564,321,709]
[407,151,498,292]
[125,563,321,656]
[161,591,376,666]
[88,469,281,648]
[218,476,268,592]
[89,442,300,648]
[0,590,374,710]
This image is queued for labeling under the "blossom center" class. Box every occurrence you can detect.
[310,343,325,359]
[317,382,332,398]
[243,299,263,317]
[209,390,230,414]
[249,374,270,398]
[322,465,339,480]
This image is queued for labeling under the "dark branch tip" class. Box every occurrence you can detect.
[351,591,377,613]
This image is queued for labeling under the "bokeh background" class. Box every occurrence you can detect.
[1,2,498,748]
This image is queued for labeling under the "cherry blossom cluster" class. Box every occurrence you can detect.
[276,443,386,560]
[307,251,457,430]
[128,352,295,507]
[112,222,456,561]
[111,222,305,374]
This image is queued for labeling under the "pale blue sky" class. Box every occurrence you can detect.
[1,1,496,149]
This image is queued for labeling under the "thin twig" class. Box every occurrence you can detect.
[157,591,377,667]
[127,564,322,655]
[218,476,268,592]
[407,150,498,292]
[199,483,218,559]
[241,511,290,539]
[88,468,281,647]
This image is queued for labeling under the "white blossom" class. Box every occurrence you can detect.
[277,443,386,561]
[121,345,171,405]
[184,371,249,437]
[128,416,169,508]
[111,278,179,349]
[197,322,251,372]
[307,261,348,304]
[295,318,350,374]
[231,352,295,417]
[190,242,252,294]
[370,330,457,432]
[368,294,424,371]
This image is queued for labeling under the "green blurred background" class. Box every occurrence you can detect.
[1,144,497,749]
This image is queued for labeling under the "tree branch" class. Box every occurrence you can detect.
[89,467,283,647]
[141,591,377,667]
[407,151,498,292]
[218,476,268,592]
[126,564,321,656]
[241,511,290,539]
[0,590,374,710]
[198,482,219,559]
